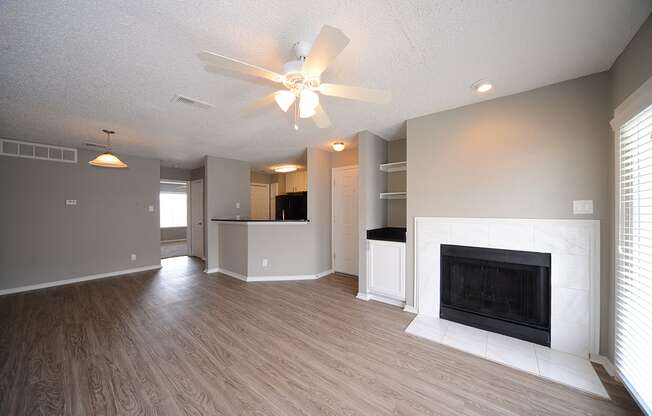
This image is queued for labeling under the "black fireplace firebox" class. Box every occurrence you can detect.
[440,245,551,346]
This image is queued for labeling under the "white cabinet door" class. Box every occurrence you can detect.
[367,240,405,301]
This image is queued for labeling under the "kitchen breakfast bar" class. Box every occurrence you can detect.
[209,218,333,282]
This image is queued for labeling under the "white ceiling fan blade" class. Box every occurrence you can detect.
[241,93,277,115]
[312,103,331,128]
[319,83,391,104]
[198,50,284,83]
[302,25,350,76]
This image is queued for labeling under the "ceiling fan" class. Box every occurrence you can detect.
[198,25,390,129]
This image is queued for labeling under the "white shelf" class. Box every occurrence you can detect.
[380,192,407,200]
[379,161,407,172]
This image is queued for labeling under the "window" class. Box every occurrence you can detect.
[160,181,188,228]
[616,101,652,414]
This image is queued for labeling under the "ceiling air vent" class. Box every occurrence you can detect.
[172,94,214,110]
[1,138,77,163]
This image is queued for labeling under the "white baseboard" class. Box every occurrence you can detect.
[403,304,418,314]
[217,268,248,281]
[209,268,332,282]
[0,264,162,296]
[590,354,618,379]
[356,292,371,301]
[368,293,405,308]
[356,292,405,307]
[315,269,334,278]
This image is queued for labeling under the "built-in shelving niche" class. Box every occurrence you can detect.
[379,161,407,173]
[379,161,407,199]
[380,191,407,200]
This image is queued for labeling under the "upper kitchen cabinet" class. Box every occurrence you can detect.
[284,170,307,193]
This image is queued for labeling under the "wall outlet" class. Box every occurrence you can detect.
[236,202,240,209]
[148,205,155,212]
[65,199,77,206]
[131,254,137,261]
[262,259,269,267]
[573,200,593,215]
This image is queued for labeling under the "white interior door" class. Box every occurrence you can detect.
[270,183,278,220]
[332,166,359,275]
[250,183,270,220]
[190,179,204,259]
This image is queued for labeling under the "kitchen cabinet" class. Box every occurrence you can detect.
[284,170,307,193]
[367,239,406,305]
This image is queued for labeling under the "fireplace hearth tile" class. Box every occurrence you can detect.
[486,342,539,375]
[405,315,608,398]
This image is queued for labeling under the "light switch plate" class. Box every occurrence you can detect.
[66,199,77,206]
[148,205,155,212]
[573,200,593,215]
[236,202,240,209]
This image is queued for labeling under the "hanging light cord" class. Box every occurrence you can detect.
[102,129,115,151]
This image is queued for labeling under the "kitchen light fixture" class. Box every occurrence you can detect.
[332,142,345,152]
[88,129,128,169]
[274,165,298,173]
[274,90,296,112]
[472,79,493,93]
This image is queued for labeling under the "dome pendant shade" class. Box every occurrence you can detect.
[89,151,128,168]
[299,89,319,118]
[274,90,296,112]
[88,129,128,168]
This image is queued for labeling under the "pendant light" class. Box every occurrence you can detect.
[88,129,128,169]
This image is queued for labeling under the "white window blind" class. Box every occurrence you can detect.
[616,101,652,415]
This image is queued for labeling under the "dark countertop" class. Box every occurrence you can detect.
[367,227,406,243]
[211,218,309,223]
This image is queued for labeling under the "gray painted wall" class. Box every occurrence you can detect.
[331,148,358,168]
[161,227,186,241]
[251,171,272,184]
[205,156,251,270]
[160,166,191,181]
[387,139,406,227]
[219,223,249,275]
[357,131,388,294]
[0,149,160,290]
[610,13,652,108]
[605,12,652,361]
[190,166,204,181]
[406,72,612,354]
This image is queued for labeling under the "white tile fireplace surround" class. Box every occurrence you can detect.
[407,217,604,396]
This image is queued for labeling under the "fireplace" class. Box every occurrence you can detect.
[440,245,551,346]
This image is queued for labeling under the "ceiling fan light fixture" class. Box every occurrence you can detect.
[299,89,319,118]
[332,142,345,152]
[274,165,298,173]
[274,90,296,112]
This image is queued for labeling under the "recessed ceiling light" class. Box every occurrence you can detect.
[472,79,493,93]
[332,142,345,152]
[274,165,298,173]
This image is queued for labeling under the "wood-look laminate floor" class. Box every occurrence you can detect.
[0,256,641,415]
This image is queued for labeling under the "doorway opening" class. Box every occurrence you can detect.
[332,165,359,276]
[160,180,189,258]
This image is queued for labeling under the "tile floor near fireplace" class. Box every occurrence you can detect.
[406,314,608,398]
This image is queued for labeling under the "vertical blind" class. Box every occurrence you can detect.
[616,101,652,414]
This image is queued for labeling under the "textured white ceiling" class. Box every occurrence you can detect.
[1,0,650,169]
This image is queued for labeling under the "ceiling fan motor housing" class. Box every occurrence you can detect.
[292,41,312,60]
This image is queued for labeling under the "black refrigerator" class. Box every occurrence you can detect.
[275,192,307,220]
